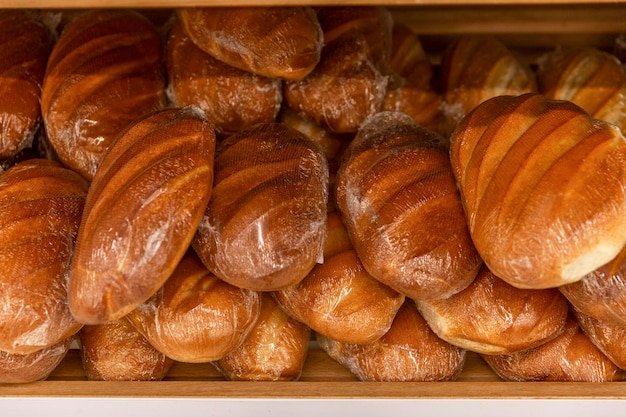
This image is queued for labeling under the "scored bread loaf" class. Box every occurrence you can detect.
[0,11,52,159]
[0,337,72,383]
[335,111,482,300]
[68,106,216,325]
[449,93,626,289]
[177,6,322,80]
[0,159,88,355]
[126,251,260,363]
[192,122,328,292]
[41,9,166,180]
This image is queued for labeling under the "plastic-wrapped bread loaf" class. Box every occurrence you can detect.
[41,9,167,180]
[166,18,282,135]
[68,106,216,325]
[79,317,174,381]
[0,337,72,383]
[177,6,322,81]
[449,93,626,289]
[335,111,482,301]
[126,251,260,363]
[214,293,310,381]
[192,122,328,292]
[572,306,626,370]
[317,300,466,382]
[0,159,88,355]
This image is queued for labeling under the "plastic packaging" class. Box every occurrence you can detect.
[572,306,626,370]
[0,336,72,383]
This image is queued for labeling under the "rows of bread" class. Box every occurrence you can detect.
[1,6,626,384]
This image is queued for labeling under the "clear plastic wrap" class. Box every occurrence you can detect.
[572,306,626,370]
[0,336,72,383]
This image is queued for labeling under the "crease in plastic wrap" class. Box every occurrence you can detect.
[68,106,215,325]
[192,122,328,292]
[449,93,626,289]
[317,300,466,382]
[0,336,72,383]
[0,159,88,355]
[572,305,626,371]
[127,251,260,363]
[335,111,482,301]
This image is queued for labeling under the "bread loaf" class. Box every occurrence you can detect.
[68,106,215,325]
[572,306,626,370]
[335,111,481,300]
[0,159,88,354]
[0,11,51,159]
[482,316,625,382]
[192,122,328,292]
[166,18,282,135]
[177,6,322,80]
[416,264,569,355]
[214,293,310,381]
[41,9,166,180]
[79,317,174,381]
[283,6,392,133]
[0,337,72,383]
[317,300,466,381]
[273,211,405,344]
[449,93,626,289]
[126,251,260,363]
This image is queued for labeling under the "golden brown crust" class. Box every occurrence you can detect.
[127,251,260,363]
[450,93,626,289]
[317,300,466,381]
[166,19,282,135]
[69,106,216,325]
[79,317,174,381]
[0,337,72,383]
[192,123,328,292]
[215,293,310,381]
[41,9,166,180]
[416,265,569,355]
[572,306,626,370]
[335,111,481,300]
[0,159,88,354]
[177,7,322,81]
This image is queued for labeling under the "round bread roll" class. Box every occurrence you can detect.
[449,93,626,289]
[0,11,51,159]
[537,47,626,133]
[177,7,322,81]
[166,18,282,135]
[572,306,626,370]
[0,337,72,383]
[214,293,310,381]
[416,264,569,355]
[317,300,466,382]
[560,245,626,327]
[192,122,328,292]
[0,159,88,355]
[482,316,625,382]
[273,211,405,344]
[41,9,166,180]
[335,111,482,300]
[283,6,392,133]
[68,106,215,325]
[79,316,174,381]
[126,251,260,363]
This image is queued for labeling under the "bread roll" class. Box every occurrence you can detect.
[482,316,625,382]
[537,47,626,133]
[166,18,282,135]
[317,300,466,382]
[41,9,166,180]
[0,159,88,354]
[335,111,481,300]
[0,337,72,383]
[177,7,322,81]
[126,251,260,363]
[449,93,626,289]
[560,245,626,327]
[69,106,215,325]
[274,211,405,344]
[214,293,310,381]
[416,264,569,355]
[572,306,626,370]
[79,317,174,381]
[0,11,51,159]
[192,122,328,292]
[283,6,392,133]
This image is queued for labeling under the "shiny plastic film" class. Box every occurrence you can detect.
[0,337,72,383]
[572,306,626,370]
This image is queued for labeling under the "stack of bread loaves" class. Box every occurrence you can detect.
[2,5,626,385]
